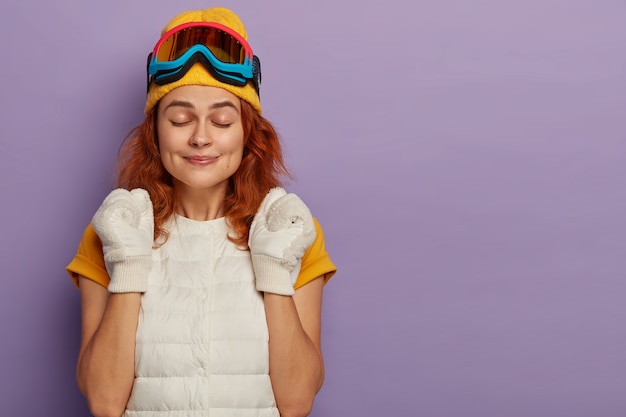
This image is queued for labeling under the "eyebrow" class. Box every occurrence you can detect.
[163,99,239,112]
[210,100,240,112]
[164,100,195,110]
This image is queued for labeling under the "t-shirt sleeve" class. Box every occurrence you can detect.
[294,217,337,290]
[66,222,110,289]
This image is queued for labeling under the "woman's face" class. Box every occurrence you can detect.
[157,85,244,195]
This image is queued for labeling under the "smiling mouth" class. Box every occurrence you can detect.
[185,155,219,165]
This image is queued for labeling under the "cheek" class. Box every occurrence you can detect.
[155,124,168,152]
[225,143,245,170]
[222,129,245,157]
[155,129,177,174]
[156,125,183,158]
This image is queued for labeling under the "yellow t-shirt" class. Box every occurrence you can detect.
[66,217,337,290]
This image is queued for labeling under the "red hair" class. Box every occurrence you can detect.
[115,100,289,248]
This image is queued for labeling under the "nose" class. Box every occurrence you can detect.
[189,124,212,148]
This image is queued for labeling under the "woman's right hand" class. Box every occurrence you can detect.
[92,188,154,293]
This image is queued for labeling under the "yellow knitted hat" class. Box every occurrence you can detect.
[144,7,261,114]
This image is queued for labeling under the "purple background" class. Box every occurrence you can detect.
[1,0,625,416]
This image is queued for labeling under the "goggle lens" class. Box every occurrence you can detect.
[156,25,247,65]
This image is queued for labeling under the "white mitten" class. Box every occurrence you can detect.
[92,188,154,293]
[249,187,316,295]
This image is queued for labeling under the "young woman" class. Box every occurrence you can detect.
[66,7,336,417]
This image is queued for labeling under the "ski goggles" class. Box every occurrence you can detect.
[146,21,261,94]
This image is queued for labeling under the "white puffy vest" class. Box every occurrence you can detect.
[123,215,279,416]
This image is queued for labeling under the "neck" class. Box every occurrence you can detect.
[174,182,227,221]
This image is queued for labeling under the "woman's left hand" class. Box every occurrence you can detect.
[248,187,316,295]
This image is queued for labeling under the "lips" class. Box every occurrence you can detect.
[185,155,219,166]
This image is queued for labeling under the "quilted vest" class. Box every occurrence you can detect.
[123,215,279,417]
